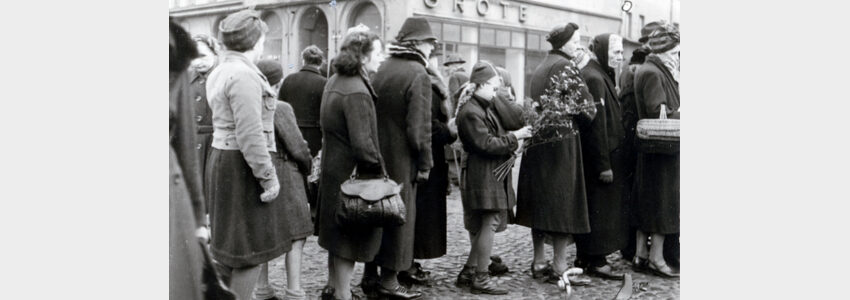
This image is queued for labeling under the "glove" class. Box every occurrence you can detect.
[260,179,280,202]
[599,170,613,183]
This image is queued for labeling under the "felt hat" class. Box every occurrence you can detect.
[546,23,579,50]
[219,9,267,52]
[639,21,664,44]
[469,61,499,85]
[395,17,438,42]
[443,53,466,66]
[257,59,283,85]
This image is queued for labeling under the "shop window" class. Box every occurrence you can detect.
[299,7,329,56]
[443,23,460,42]
[349,2,382,39]
[479,28,495,46]
[524,50,547,97]
[496,30,510,48]
[479,47,505,68]
[429,21,442,41]
[511,32,524,48]
[462,25,478,44]
[262,11,283,61]
[526,33,539,51]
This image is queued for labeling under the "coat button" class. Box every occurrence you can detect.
[195,96,202,102]
[199,79,205,85]
[196,115,203,122]
[196,144,202,150]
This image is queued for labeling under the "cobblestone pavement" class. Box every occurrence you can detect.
[261,185,679,299]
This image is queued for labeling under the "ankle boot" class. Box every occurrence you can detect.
[455,265,476,287]
[471,272,508,295]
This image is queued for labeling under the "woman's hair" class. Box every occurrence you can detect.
[333,31,381,76]
[170,20,198,73]
[192,34,220,56]
[301,45,324,66]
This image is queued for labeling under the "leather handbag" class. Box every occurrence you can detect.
[636,104,679,154]
[336,165,406,227]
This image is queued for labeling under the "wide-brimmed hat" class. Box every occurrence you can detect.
[443,53,466,66]
[395,17,438,42]
[648,22,680,54]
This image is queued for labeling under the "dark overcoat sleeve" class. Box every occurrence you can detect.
[636,68,680,120]
[170,71,206,226]
[582,74,612,173]
[431,87,457,147]
[406,72,433,172]
[274,101,313,174]
[342,93,384,176]
[458,109,518,158]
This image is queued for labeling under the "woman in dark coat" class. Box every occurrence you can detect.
[363,17,434,299]
[573,33,629,280]
[515,23,594,286]
[633,22,680,278]
[316,30,386,300]
[405,53,457,280]
[454,61,531,295]
[279,45,327,157]
[188,35,219,213]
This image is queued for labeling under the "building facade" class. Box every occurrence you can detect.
[170,0,680,98]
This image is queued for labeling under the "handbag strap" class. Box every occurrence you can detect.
[658,104,667,120]
[350,157,390,181]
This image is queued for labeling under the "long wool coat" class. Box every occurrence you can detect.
[634,56,680,234]
[413,71,456,259]
[169,68,204,300]
[574,58,629,255]
[316,73,385,262]
[516,50,591,234]
[370,54,433,271]
[279,65,327,157]
[272,101,315,240]
[457,95,518,212]
[189,68,215,209]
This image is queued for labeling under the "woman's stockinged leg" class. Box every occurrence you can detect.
[330,254,356,300]
[474,213,499,273]
[286,239,306,291]
[552,235,575,273]
[649,233,666,265]
[532,229,547,265]
[636,230,649,259]
[254,263,275,299]
[230,265,262,300]
[466,231,479,268]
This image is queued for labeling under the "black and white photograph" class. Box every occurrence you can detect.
[169,0,679,299]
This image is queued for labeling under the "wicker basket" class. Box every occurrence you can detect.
[636,104,679,154]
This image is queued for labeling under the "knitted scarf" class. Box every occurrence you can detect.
[387,42,428,67]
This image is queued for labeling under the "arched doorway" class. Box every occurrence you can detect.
[299,7,329,57]
[348,2,382,39]
[262,11,284,61]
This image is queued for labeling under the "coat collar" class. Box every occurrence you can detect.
[300,65,321,76]
[471,94,491,109]
[549,49,573,61]
[220,50,268,82]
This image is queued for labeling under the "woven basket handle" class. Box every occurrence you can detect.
[659,104,667,120]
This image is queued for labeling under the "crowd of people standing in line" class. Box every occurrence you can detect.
[169,8,680,300]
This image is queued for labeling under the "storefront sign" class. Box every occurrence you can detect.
[425,0,528,23]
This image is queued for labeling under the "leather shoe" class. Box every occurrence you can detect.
[455,265,475,287]
[586,264,625,280]
[377,284,422,299]
[648,260,680,278]
[632,257,649,273]
[359,275,379,298]
[399,263,431,285]
[531,262,552,279]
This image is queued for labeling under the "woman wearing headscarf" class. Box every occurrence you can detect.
[316,30,386,300]
[632,22,680,278]
[573,33,629,280]
[454,61,532,295]
[204,10,286,300]
[515,22,594,287]
[400,50,458,285]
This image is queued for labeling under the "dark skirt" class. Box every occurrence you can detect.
[574,148,630,255]
[634,152,679,234]
[515,135,590,234]
[197,131,213,210]
[271,155,314,241]
[413,161,449,259]
[206,149,292,268]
